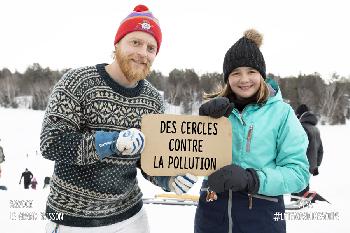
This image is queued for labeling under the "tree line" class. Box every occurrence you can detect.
[1,63,349,124]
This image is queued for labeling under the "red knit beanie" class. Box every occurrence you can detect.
[114,5,162,53]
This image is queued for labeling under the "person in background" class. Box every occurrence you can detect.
[43,176,51,189]
[31,177,38,190]
[40,4,196,233]
[292,104,323,200]
[0,165,6,191]
[19,168,33,189]
[0,139,4,180]
[195,29,310,233]
[0,139,5,164]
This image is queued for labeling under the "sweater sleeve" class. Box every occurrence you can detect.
[136,160,172,191]
[40,72,100,165]
[256,106,310,196]
[134,88,173,191]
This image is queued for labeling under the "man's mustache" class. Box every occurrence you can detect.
[129,56,151,67]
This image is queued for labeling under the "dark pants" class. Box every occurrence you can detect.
[194,180,286,233]
[24,181,30,189]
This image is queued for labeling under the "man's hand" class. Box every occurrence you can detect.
[170,173,198,195]
[116,128,145,156]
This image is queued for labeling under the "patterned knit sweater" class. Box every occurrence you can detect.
[40,64,170,227]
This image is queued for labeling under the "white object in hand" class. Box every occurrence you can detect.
[116,128,145,155]
[171,173,198,195]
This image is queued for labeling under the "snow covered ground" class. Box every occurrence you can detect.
[0,107,349,232]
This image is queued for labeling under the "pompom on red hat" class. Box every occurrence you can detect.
[114,5,162,53]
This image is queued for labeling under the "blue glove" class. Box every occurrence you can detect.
[169,173,198,195]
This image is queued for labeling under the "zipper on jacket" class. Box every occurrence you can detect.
[237,103,256,126]
[228,190,233,233]
[247,193,279,210]
[252,194,279,202]
[248,193,253,210]
[246,125,253,152]
[238,113,246,126]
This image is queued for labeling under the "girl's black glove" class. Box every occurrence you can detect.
[208,164,260,194]
[199,97,234,118]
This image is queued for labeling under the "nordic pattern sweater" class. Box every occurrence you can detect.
[40,63,170,227]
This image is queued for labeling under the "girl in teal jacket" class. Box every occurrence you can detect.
[195,29,310,233]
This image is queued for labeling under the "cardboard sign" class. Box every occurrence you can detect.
[141,114,232,176]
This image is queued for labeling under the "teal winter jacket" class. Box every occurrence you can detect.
[228,79,310,196]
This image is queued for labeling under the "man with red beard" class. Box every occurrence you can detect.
[41,5,197,233]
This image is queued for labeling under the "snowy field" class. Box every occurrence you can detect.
[0,107,349,232]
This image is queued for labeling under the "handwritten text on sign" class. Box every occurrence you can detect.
[141,114,232,176]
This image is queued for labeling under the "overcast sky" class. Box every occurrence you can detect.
[0,0,349,79]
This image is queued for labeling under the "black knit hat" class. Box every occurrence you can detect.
[296,104,309,118]
[223,29,266,83]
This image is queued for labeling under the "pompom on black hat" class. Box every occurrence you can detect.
[223,29,266,83]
